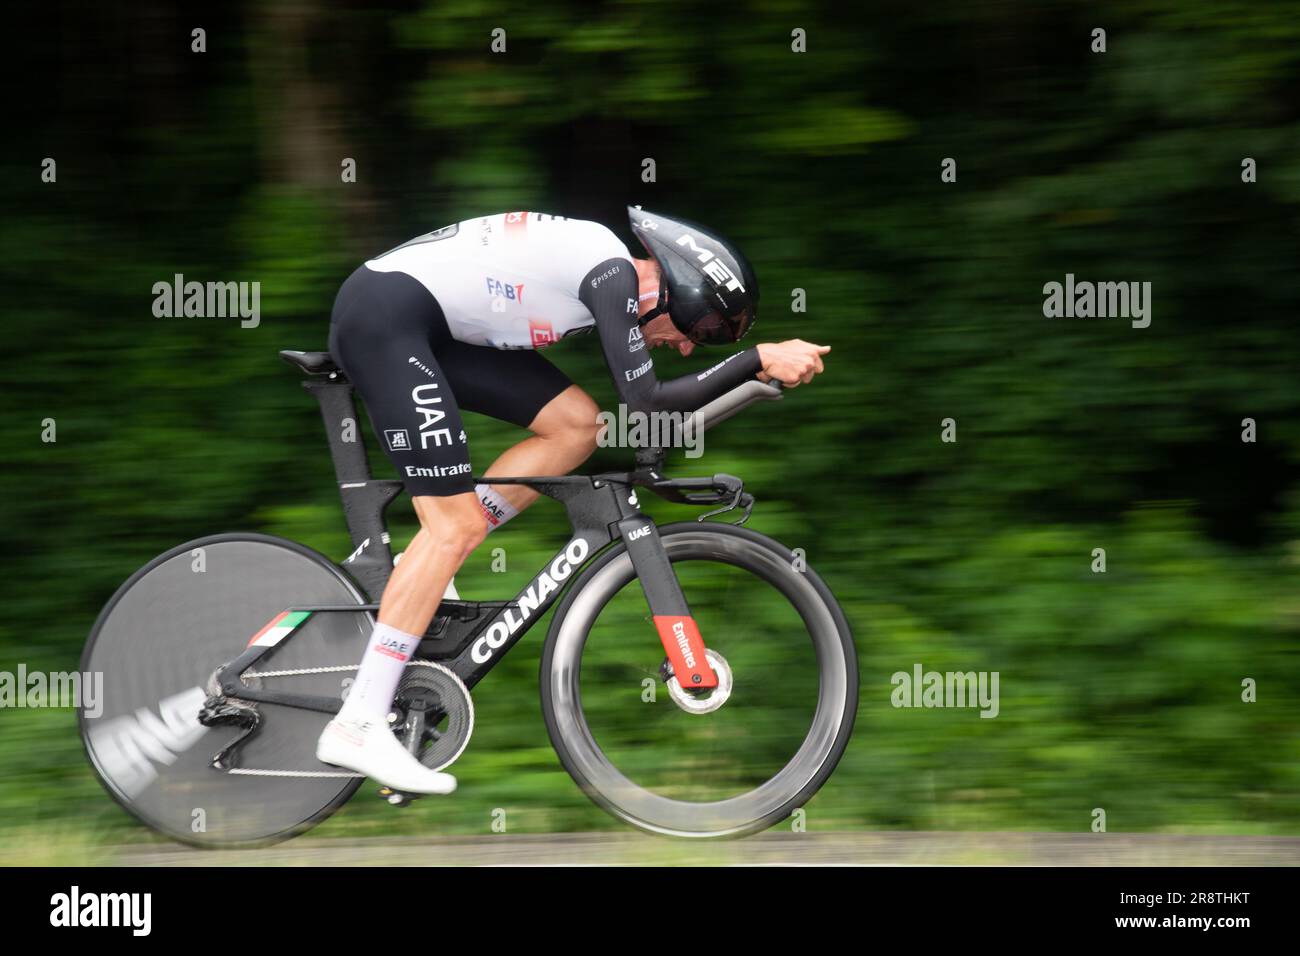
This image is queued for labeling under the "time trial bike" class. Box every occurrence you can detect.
[79,347,858,846]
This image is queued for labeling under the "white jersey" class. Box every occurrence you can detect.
[364,212,632,350]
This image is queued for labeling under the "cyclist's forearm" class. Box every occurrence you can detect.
[621,347,761,413]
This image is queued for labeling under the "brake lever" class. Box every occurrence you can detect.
[643,472,754,523]
[697,485,739,522]
[698,485,754,525]
[733,492,755,525]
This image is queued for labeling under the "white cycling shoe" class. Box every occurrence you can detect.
[316,715,458,795]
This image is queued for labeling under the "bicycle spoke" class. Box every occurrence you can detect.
[579,554,817,801]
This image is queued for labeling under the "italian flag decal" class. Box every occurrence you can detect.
[247,610,312,648]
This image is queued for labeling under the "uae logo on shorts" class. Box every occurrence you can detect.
[385,429,411,452]
[529,319,557,349]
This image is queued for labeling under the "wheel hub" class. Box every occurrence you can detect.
[665,648,732,714]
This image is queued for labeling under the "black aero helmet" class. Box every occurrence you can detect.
[627,206,758,345]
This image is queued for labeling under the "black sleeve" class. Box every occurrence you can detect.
[578,257,762,414]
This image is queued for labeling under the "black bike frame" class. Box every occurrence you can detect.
[216,364,726,711]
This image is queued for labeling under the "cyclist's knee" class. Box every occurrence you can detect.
[413,493,488,558]
[532,386,601,456]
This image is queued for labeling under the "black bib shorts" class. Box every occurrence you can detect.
[328,265,574,497]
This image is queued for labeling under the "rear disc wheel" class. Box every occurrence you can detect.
[79,533,373,847]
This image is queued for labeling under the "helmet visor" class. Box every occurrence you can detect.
[688,308,755,345]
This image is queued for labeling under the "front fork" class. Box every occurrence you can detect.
[615,515,718,690]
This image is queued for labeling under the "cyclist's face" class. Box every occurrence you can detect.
[641,314,696,356]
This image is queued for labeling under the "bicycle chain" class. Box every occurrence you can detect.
[243,664,357,679]
[227,768,361,778]
[223,661,465,779]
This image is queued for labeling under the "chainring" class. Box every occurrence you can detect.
[393,661,474,771]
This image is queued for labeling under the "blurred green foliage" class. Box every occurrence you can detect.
[1,0,1298,848]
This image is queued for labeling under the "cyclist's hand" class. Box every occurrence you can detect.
[756,340,830,387]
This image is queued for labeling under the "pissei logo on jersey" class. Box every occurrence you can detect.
[590,264,621,288]
[407,355,443,380]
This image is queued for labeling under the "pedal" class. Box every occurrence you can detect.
[377,786,420,807]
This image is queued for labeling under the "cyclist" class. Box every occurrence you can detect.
[316,207,830,792]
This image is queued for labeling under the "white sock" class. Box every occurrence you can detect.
[477,483,519,531]
[339,621,420,723]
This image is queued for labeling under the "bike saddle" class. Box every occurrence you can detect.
[280,349,341,375]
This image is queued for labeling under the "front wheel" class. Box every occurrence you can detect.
[540,522,857,838]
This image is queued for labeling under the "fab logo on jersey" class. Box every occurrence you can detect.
[485,277,525,305]
[529,319,557,348]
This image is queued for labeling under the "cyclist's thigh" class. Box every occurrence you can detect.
[328,267,474,497]
[434,339,575,431]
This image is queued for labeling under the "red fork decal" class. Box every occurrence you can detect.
[653,615,717,690]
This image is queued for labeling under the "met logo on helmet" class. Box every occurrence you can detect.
[675,234,745,293]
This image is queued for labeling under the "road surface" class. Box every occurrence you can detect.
[89,831,1300,866]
